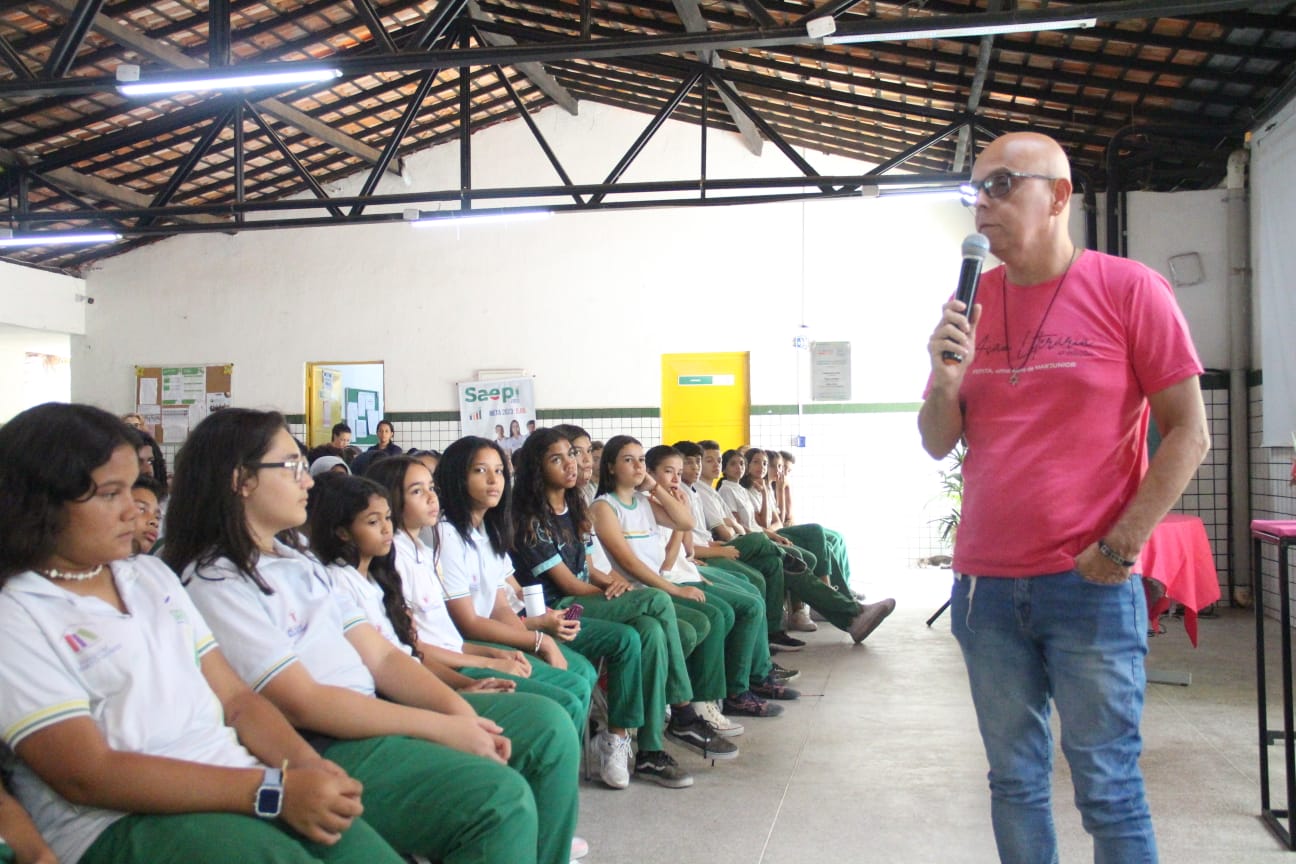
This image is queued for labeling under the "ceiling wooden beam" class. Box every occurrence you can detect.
[467,2,579,114]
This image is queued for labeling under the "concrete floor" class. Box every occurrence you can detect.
[573,570,1290,863]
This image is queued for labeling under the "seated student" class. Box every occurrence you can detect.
[672,440,804,655]
[135,430,168,489]
[307,473,513,697]
[0,403,405,864]
[0,785,55,864]
[366,420,402,457]
[366,455,593,735]
[310,456,352,478]
[431,439,601,731]
[772,448,816,631]
[699,441,896,644]
[162,408,579,864]
[742,450,892,643]
[645,445,798,719]
[308,423,353,466]
[511,427,696,789]
[129,474,166,555]
[588,436,739,758]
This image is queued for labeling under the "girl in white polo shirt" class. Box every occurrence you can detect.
[162,408,578,864]
[0,403,401,864]
[366,456,592,733]
[430,439,599,729]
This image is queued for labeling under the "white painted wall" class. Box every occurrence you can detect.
[0,259,86,335]
[1127,188,1231,369]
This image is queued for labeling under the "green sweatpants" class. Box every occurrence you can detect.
[671,592,729,702]
[779,524,853,596]
[730,531,860,632]
[82,810,406,864]
[463,640,596,735]
[459,691,582,864]
[558,588,691,750]
[558,611,645,732]
[698,566,774,689]
[707,535,784,634]
[323,733,555,864]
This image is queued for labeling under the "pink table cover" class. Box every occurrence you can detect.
[1136,514,1221,647]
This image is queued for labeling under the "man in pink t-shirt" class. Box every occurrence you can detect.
[919,132,1209,863]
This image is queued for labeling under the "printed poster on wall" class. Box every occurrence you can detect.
[811,341,852,401]
[458,377,536,441]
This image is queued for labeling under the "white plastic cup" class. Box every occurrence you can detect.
[522,584,546,618]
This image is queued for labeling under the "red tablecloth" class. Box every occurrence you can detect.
[1136,514,1221,647]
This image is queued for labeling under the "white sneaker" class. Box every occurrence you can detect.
[571,836,590,861]
[595,730,632,789]
[693,700,744,737]
[788,607,818,632]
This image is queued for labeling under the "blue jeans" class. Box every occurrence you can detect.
[950,571,1157,864]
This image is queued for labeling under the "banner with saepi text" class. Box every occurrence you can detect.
[458,377,536,441]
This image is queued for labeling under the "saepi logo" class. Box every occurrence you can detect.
[463,385,519,404]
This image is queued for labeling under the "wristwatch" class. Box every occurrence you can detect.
[254,766,284,819]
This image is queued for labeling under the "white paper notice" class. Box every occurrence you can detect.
[188,401,207,429]
[161,407,189,443]
[139,378,158,405]
[207,393,230,412]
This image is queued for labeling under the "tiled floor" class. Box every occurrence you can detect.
[573,569,1289,863]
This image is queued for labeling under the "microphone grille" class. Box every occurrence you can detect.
[963,232,990,259]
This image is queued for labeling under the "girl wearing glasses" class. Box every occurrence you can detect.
[163,408,576,864]
[0,403,403,864]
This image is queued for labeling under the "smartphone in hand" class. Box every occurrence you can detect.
[563,604,584,621]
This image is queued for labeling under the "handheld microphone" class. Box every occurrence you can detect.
[941,232,990,365]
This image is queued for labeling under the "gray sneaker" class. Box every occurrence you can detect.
[635,750,695,788]
[666,714,739,760]
[849,598,896,643]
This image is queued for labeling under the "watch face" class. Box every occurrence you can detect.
[256,786,283,817]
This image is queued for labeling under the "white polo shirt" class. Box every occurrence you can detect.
[183,541,375,696]
[0,557,258,864]
[326,562,410,654]
[392,531,465,652]
[436,521,513,619]
[693,482,732,535]
[683,485,714,547]
[718,480,758,533]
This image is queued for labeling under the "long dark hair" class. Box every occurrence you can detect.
[434,436,513,556]
[595,434,639,498]
[0,403,140,583]
[511,428,589,550]
[739,447,766,490]
[721,448,744,489]
[162,408,292,593]
[307,473,422,660]
[137,430,169,488]
[363,456,426,535]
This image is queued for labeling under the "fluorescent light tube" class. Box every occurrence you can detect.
[823,17,1096,45]
[119,67,341,96]
[411,209,553,227]
[0,231,121,247]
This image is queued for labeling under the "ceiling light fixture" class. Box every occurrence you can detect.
[409,209,553,227]
[116,63,342,96]
[0,229,122,248]
[821,17,1096,45]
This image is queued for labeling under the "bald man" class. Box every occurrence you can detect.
[920,132,1209,863]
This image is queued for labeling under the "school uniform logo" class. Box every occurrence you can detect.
[63,626,98,653]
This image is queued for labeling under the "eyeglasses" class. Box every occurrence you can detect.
[250,458,310,481]
[960,171,1059,207]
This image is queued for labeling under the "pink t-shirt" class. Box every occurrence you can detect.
[951,249,1203,577]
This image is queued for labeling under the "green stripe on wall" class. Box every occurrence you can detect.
[751,402,922,415]
[537,407,661,419]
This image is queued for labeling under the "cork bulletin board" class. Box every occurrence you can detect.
[134,364,233,444]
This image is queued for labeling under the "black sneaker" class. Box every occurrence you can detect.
[750,674,800,701]
[666,714,739,760]
[634,750,695,788]
[771,661,800,682]
[769,631,805,652]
